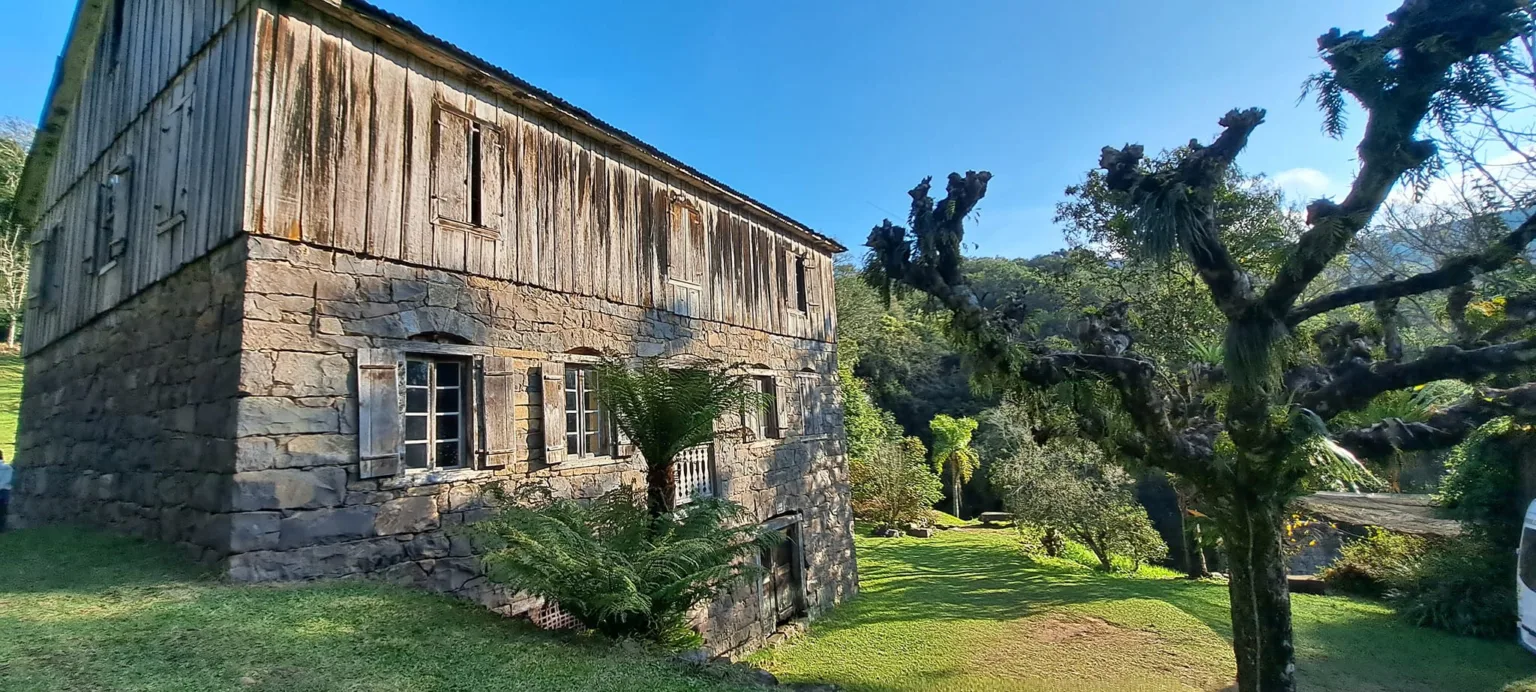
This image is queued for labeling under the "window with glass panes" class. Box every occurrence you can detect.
[744,375,778,439]
[403,357,467,470]
[564,366,611,457]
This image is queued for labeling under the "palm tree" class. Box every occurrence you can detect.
[929,414,980,518]
[596,356,764,518]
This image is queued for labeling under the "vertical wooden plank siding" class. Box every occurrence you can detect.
[25,3,254,354]
[228,7,840,348]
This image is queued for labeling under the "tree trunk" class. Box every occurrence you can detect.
[1221,497,1296,692]
[1186,522,1210,579]
[645,460,677,518]
[950,463,962,518]
[3,316,13,347]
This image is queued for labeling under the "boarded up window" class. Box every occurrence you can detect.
[433,103,505,234]
[28,225,61,310]
[667,198,705,285]
[153,82,193,234]
[797,372,822,436]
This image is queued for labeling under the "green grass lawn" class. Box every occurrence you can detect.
[0,528,757,692]
[0,352,21,459]
[753,527,1536,692]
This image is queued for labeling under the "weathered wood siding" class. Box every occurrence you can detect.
[24,1,256,354]
[245,6,836,343]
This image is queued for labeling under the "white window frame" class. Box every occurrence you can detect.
[402,355,469,472]
[564,365,613,458]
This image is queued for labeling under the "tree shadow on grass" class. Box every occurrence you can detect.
[0,528,756,692]
[809,532,1536,692]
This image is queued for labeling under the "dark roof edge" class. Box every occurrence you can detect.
[11,0,110,233]
[335,0,847,254]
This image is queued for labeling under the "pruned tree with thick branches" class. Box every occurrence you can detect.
[862,2,1535,690]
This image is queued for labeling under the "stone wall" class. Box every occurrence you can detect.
[223,235,857,656]
[12,239,248,561]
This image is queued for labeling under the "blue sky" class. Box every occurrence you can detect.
[0,1,1399,259]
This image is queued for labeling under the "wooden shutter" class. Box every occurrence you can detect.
[688,207,706,284]
[434,106,472,224]
[108,164,132,258]
[153,81,190,233]
[481,125,505,233]
[615,425,635,458]
[477,355,518,470]
[541,362,566,464]
[774,378,789,439]
[665,201,682,277]
[358,348,403,478]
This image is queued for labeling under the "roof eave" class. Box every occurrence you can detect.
[329,0,847,254]
[11,0,111,234]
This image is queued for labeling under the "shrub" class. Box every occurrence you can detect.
[851,435,944,527]
[1319,528,1427,598]
[993,437,1167,572]
[1390,537,1514,639]
[471,485,778,647]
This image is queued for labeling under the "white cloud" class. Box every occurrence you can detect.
[1272,168,1335,201]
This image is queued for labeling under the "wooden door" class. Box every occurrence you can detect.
[767,526,801,626]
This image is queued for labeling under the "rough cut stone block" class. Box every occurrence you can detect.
[374,496,440,535]
[236,397,339,437]
[229,468,348,511]
[279,506,379,549]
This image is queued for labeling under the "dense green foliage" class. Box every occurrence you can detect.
[1318,528,1428,598]
[594,357,762,516]
[0,528,758,692]
[928,413,980,517]
[750,525,1536,691]
[1391,536,1518,640]
[850,432,943,528]
[993,435,1168,571]
[473,486,777,646]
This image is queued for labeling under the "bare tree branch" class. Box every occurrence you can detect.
[1099,108,1267,319]
[1288,212,1536,325]
[1267,1,1528,313]
[1335,383,1536,459]
[1299,337,1536,419]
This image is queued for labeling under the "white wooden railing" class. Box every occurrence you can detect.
[674,444,715,505]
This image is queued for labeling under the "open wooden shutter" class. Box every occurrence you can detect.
[153,79,190,234]
[357,348,403,478]
[481,125,505,233]
[476,355,518,469]
[615,425,635,458]
[108,164,133,258]
[434,106,472,224]
[774,378,789,439]
[541,362,566,464]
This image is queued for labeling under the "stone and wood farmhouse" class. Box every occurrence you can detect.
[11,0,856,655]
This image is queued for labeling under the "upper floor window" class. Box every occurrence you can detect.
[564,365,612,458]
[30,225,62,310]
[107,0,127,68]
[666,197,705,286]
[403,356,467,470]
[433,104,504,235]
[94,160,133,273]
[794,256,808,313]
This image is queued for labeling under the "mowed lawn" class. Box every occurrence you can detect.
[0,528,757,692]
[753,528,1536,692]
[0,352,21,458]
